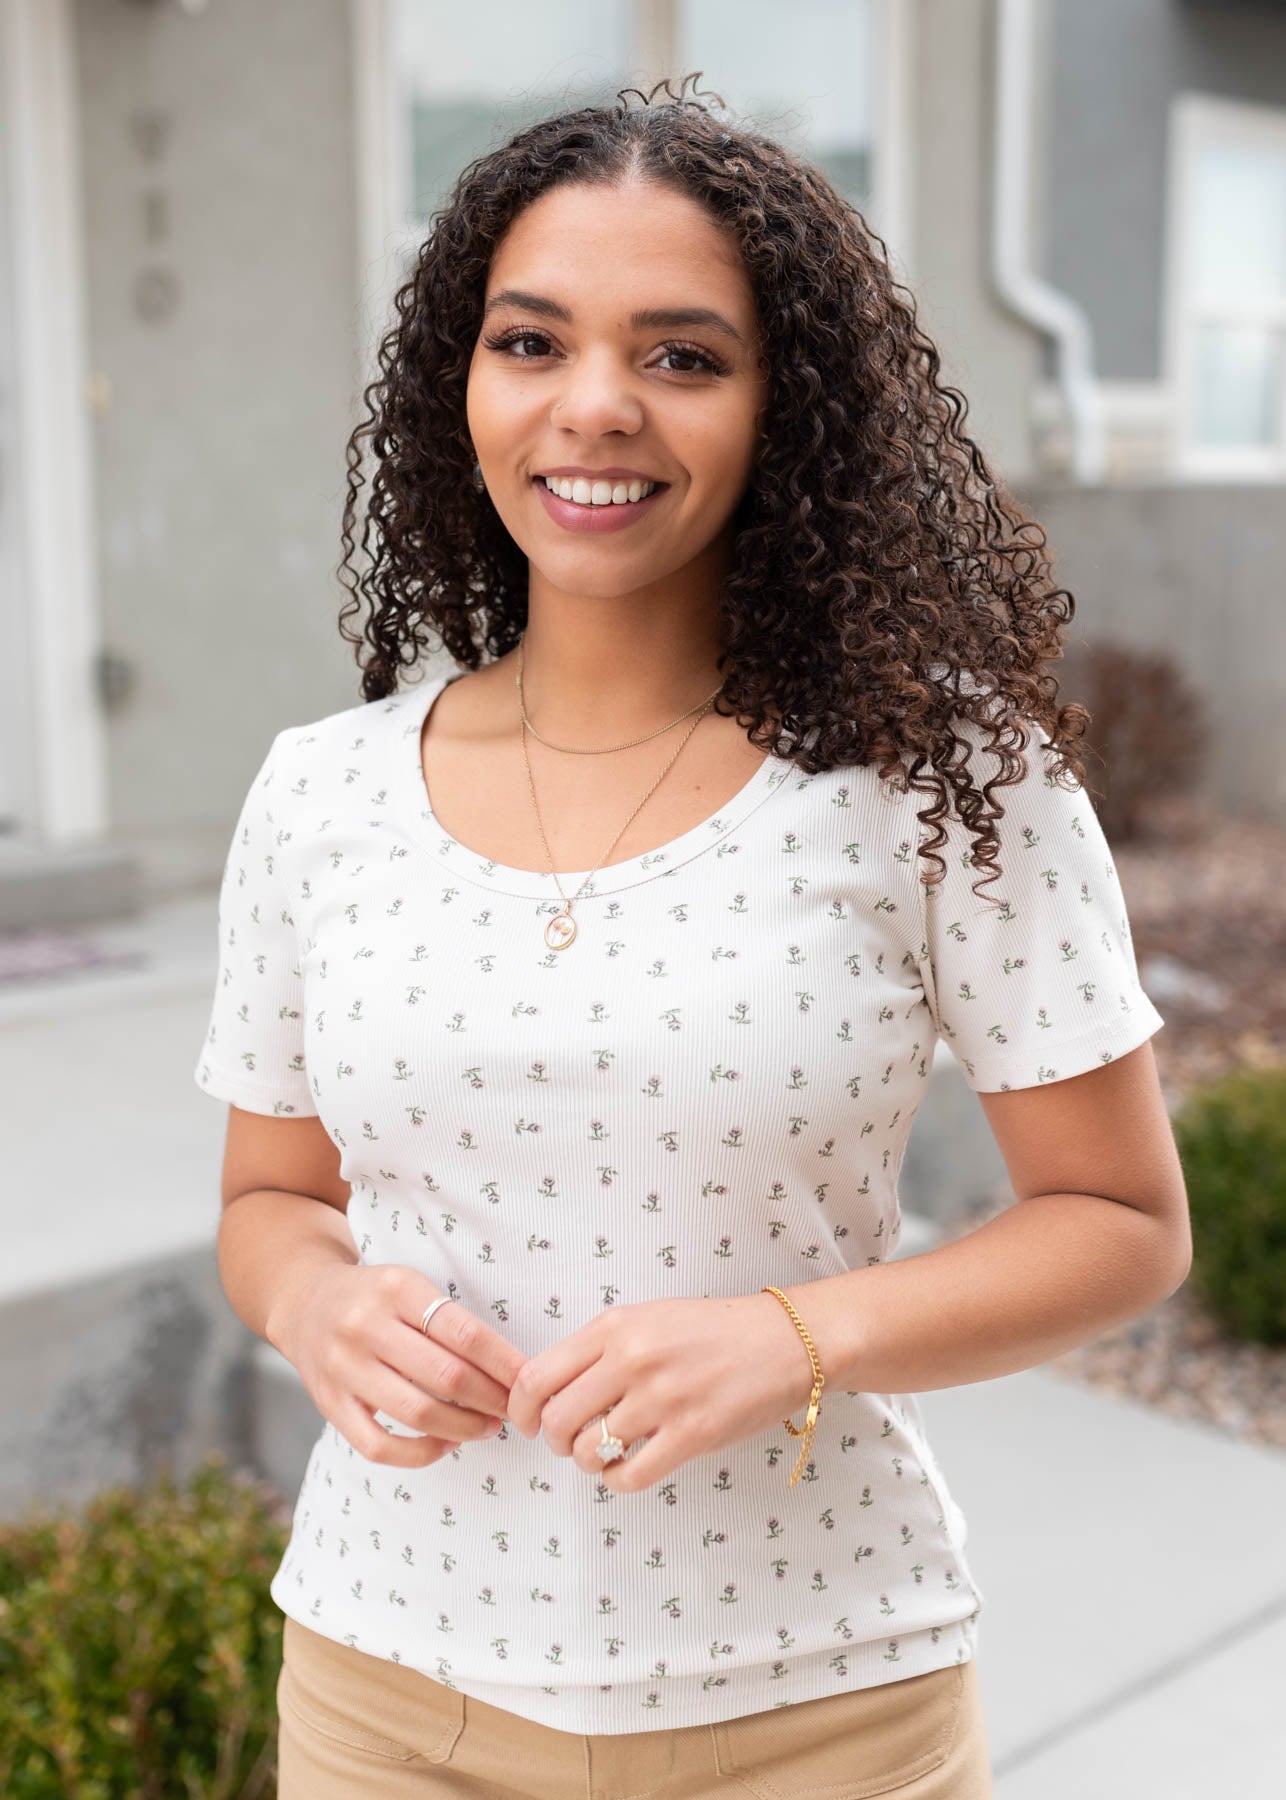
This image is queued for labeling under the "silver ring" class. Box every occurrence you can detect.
[420,1296,457,1336]
[596,1416,627,1464]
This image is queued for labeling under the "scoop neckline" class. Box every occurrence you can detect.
[395,667,792,900]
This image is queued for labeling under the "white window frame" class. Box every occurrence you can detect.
[1162,90,1286,482]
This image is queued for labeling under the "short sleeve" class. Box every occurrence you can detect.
[914,721,1165,1093]
[192,729,318,1117]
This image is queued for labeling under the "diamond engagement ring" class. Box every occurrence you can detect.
[597,1417,626,1464]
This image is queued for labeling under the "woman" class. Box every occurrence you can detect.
[196,75,1189,1798]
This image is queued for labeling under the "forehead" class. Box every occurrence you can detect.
[486,179,754,317]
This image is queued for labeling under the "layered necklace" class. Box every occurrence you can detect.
[516,639,725,951]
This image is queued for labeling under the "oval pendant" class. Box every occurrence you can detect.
[544,907,577,950]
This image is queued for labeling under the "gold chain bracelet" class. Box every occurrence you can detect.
[761,1286,826,1486]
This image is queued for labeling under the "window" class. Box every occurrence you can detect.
[1165,93,1286,479]
[674,0,878,212]
[387,3,635,248]
[363,1,888,316]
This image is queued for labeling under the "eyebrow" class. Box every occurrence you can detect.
[482,288,747,347]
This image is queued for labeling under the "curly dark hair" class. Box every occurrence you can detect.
[337,72,1092,904]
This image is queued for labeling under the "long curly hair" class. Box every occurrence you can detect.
[337,73,1092,903]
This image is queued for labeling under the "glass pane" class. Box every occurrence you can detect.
[677,0,876,211]
[1190,135,1286,306]
[1190,323,1282,448]
[388,1,635,231]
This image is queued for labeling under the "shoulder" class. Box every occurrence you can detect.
[267,685,422,787]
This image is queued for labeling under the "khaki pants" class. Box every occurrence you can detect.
[277,1614,994,1797]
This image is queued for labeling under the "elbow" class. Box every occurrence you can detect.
[1156,1224,1194,1301]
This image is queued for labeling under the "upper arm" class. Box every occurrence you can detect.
[192,727,319,1120]
[976,1040,1191,1263]
[914,714,1166,1096]
[221,1105,351,1213]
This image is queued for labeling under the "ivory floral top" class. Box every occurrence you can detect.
[193,665,1164,1734]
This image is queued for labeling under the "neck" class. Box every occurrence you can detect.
[513,561,729,736]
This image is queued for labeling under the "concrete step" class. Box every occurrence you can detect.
[0,1242,258,1522]
[0,836,142,931]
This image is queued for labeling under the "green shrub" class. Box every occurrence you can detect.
[1173,1062,1286,1346]
[0,1451,289,1799]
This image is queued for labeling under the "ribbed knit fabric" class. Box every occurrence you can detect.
[194,667,1164,1734]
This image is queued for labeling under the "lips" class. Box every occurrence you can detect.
[533,475,669,535]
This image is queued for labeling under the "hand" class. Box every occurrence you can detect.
[505,1292,818,1492]
[270,1263,527,1468]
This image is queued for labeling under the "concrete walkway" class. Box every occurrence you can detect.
[3,895,1283,1798]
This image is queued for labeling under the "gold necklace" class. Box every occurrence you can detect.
[518,654,723,753]
[516,640,725,951]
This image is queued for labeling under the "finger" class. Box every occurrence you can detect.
[527,1356,614,1456]
[365,1363,506,1445]
[506,1326,605,1440]
[376,1313,514,1423]
[577,1416,662,1493]
[399,1281,528,1393]
[335,1394,459,1469]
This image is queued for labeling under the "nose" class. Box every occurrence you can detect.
[549,345,645,439]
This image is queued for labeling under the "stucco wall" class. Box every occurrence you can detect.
[908,0,1048,485]
[1019,480,1285,822]
[75,0,365,894]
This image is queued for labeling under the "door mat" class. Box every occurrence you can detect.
[0,928,150,986]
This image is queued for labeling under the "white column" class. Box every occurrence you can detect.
[1,0,107,845]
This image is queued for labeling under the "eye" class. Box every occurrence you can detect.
[482,327,554,360]
[481,326,729,378]
[655,341,728,377]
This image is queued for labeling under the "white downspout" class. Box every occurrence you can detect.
[992,0,1107,483]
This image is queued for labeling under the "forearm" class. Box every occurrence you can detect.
[218,1188,358,1356]
[771,1193,1191,1401]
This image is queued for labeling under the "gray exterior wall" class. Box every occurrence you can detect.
[1047,0,1286,381]
[75,0,365,896]
[1018,480,1285,821]
[908,0,1048,484]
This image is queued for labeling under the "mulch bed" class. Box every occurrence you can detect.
[931,794,1286,1457]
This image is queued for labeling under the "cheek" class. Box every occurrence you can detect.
[685,409,760,503]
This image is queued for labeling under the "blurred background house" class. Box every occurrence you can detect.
[3,0,1285,932]
[5,13,1286,1789]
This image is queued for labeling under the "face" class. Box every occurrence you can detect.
[466,177,767,601]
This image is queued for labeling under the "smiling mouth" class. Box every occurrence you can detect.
[534,475,668,508]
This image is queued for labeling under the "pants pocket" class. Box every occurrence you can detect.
[277,1659,418,1761]
[711,1662,966,1799]
[278,1614,466,1765]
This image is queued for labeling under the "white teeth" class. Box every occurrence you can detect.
[543,476,656,506]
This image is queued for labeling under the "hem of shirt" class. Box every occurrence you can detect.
[192,1061,319,1117]
[952,997,1166,1094]
[268,1570,979,1736]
